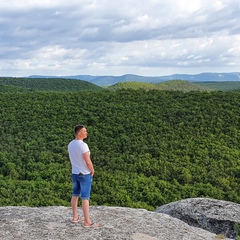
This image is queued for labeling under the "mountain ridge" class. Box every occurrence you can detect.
[28,72,240,86]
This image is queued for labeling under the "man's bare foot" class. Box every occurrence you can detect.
[83,222,100,228]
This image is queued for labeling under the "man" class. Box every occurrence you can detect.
[68,124,99,227]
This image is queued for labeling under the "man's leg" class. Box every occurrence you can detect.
[82,199,91,225]
[71,196,79,221]
[81,175,99,227]
[82,199,99,227]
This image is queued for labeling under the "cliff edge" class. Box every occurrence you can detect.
[1,198,239,240]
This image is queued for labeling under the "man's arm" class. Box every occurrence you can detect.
[83,151,95,176]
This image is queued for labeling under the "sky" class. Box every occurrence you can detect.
[0,0,240,77]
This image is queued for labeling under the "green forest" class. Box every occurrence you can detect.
[0,77,103,92]
[0,78,240,211]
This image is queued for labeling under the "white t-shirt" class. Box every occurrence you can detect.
[68,139,91,174]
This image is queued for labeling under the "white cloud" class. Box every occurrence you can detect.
[0,0,240,77]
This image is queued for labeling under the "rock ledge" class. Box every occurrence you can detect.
[155,198,240,239]
[1,198,239,240]
[0,206,215,240]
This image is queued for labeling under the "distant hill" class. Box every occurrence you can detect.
[108,80,213,92]
[108,81,161,90]
[195,81,240,91]
[157,72,240,82]
[28,72,240,86]
[0,77,103,92]
[1,77,240,93]
[29,74,163,86]
[156,80,213,92]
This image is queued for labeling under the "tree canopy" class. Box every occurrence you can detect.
[0,89,240,210]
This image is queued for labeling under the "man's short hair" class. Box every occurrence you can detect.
[74,124,85,135]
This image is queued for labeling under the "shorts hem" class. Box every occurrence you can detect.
[72,194,80,197]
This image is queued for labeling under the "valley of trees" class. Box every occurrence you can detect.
[0,79,240,211]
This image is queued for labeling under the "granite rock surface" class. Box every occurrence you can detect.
[0,205,218,240]
[155,198,240,239]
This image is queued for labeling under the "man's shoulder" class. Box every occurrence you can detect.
[68,139,87,147]
[68,139,75,145]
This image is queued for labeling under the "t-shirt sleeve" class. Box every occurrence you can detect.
[81,143,90,154]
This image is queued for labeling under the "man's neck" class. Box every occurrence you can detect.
[75,136,83,140]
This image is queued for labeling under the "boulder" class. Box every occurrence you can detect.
[155,198,240,239]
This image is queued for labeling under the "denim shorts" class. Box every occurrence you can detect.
[72,173,92,200]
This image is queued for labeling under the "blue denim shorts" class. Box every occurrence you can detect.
[72,174,92,200]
